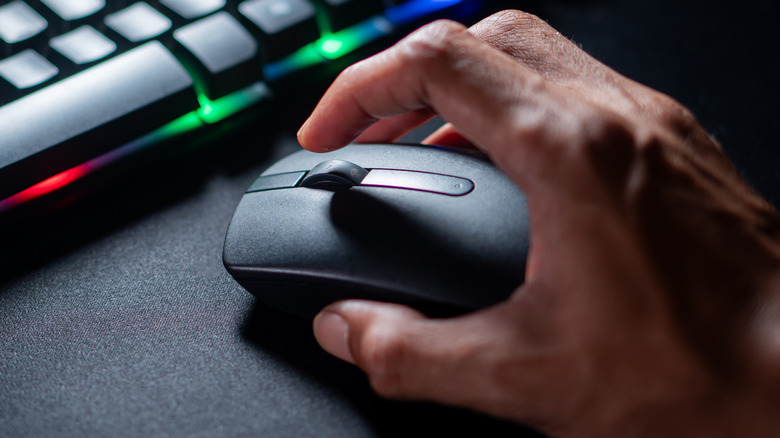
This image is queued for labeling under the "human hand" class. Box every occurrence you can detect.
[298,10,780,437]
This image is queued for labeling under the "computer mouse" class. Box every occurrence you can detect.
[222,143,530,318]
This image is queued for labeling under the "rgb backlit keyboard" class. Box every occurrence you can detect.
[0,0,482,214]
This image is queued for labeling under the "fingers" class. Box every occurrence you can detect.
[300,10,589,150]
[298,19,561,160]
[298,8,707,170]
[346,10,578,146]
[297,19,470,151]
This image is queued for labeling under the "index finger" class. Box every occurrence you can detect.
[296,19,569,176]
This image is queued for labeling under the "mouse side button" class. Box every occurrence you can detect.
[362,169,474,196]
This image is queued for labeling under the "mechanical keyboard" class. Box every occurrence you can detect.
[0,0,486,219]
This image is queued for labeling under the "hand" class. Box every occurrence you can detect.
[298,10,780,437]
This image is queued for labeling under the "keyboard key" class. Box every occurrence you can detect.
[239,0,319,60]
[41,0,105,20]
[319,0,383,31]
[105,2,172,43]
[160,0,225,19]
[0,1,48,44]
[50,25,116,64]
[173,12,260,99]
[0,50,58,89]
[0,41,198,201]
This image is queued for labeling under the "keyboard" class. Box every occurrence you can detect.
[0,0,487,219]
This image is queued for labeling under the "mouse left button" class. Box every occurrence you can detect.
[246,171,306,193]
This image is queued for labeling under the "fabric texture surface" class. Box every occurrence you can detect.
[1,0,778,436]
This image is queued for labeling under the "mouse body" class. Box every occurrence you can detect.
[223,143,529,318]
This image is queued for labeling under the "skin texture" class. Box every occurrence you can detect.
[297,10,780,437]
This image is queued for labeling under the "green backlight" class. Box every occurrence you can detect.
[153,112,204,140]
[315,18,392,60]
[319,38,344,57]
[316,34,356,60]
[196,82,270,124]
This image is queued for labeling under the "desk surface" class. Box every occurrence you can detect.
[2,0,778,436]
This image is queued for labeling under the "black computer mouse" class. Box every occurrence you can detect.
[222,143,530,318]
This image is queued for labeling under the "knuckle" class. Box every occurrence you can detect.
[471,9,557,56]
[475,9,563,54]
[575,110,642,189]
[414,18,468,40]
[669,106,699,135]
[397,19,469,63]
[644,93,700,135]
[582,112,637,155]
[358,325,410,398]
[368,372,406,399]
[486,9,552,37]
[334,58,372,84]
[336,62,361,80]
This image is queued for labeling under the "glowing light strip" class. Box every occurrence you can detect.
[0,0,467,212]
[0,166,91,209]
[264,0,464,79]
[385,0,464,26]
[262,45,324,82]
[264,16,393,81]
[0,112,201,212]
[197,82,270,124]
[0,82,267,212]
[317,17,394,60]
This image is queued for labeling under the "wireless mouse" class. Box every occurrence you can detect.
[222,143,530,318]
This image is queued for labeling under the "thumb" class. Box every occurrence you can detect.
[313,300,427,367]
[312,299,523,407]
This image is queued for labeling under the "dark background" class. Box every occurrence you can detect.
[1,0,778,436]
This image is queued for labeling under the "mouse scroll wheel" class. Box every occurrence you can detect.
[299,160,369,190]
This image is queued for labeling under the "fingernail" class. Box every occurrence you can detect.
[313,311,354,364]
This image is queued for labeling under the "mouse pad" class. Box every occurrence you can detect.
[1,0,778,436]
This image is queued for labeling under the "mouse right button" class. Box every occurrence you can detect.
[361,169,474,196]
